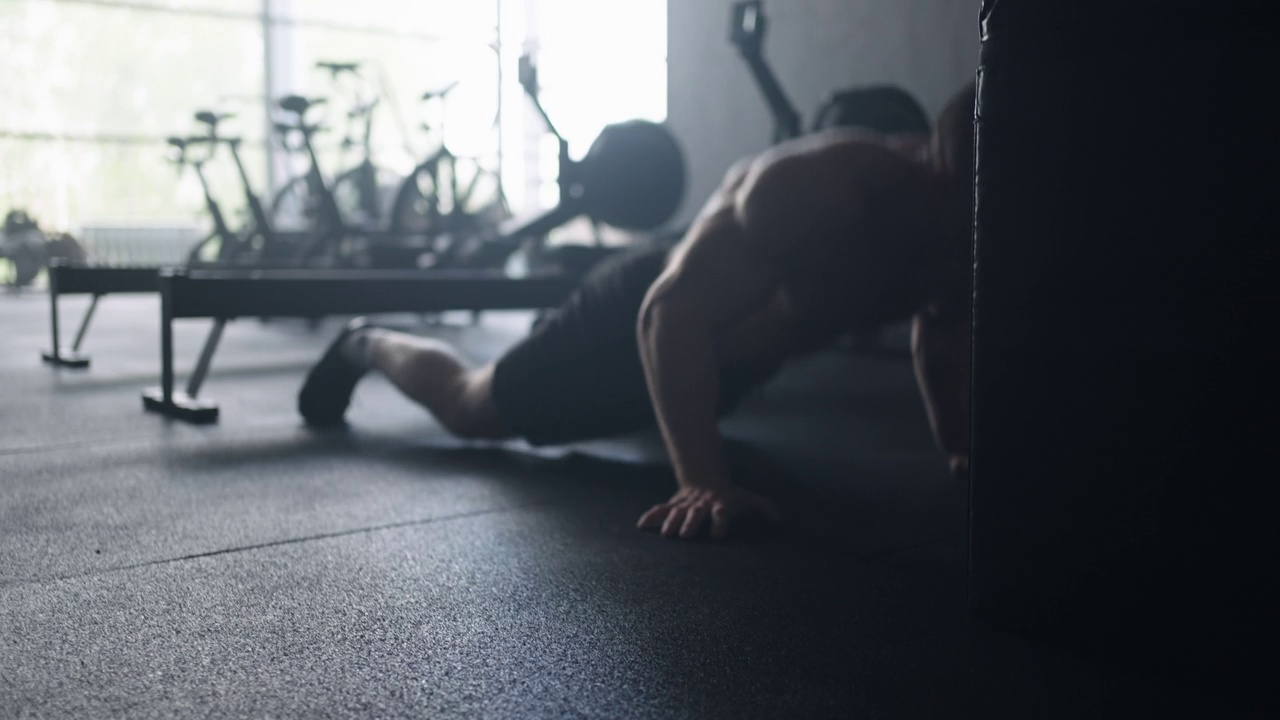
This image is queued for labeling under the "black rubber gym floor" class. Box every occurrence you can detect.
[0,291,1243,718]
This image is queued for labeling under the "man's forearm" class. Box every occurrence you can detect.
[638,305,733,489]
[929,362,970,460]
[911,313,972,464]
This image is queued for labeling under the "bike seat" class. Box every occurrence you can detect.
[421,81,460,102]
[278,95,326,116]
[167,136,188,150]
[194,110,235,127]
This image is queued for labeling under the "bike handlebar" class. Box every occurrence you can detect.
[316,61,360,77]
[189,111,249,147]
[273,121,325,136]
[349,97,379,119]
[421,81,461,102]
[166,135,216,165]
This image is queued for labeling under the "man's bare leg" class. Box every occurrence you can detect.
[360,328,512,440]
[345,167,757,444]
[298,319,511,439]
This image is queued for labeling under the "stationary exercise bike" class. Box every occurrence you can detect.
[272,61,403,232]
[269,94,416,268]
[182,110,300,267]
[167,135,242,267]
[384,80,510,270]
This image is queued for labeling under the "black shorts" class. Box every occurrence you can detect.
[491,246,780,446]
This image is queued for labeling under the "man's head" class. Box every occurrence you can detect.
[931,80,977,193]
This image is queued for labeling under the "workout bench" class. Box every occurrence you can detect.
[42,263,159,368]
[141,268,578,423]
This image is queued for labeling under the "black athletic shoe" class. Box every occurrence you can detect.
[298,318,374,427]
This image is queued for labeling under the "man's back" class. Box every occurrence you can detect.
[691,129,962,358]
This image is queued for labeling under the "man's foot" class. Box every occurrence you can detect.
[298,318,377,427]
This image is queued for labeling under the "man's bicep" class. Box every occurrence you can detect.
[911,310,973,460]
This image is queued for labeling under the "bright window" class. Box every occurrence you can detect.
[0,0,667,250]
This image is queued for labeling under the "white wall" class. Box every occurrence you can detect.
[667,0,979,224]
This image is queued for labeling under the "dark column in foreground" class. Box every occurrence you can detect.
[969,0,1276,696]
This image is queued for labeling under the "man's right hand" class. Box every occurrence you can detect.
[636,484,781,541]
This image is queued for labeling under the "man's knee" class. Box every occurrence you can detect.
[438,401,497,440]
[438,368,507,440]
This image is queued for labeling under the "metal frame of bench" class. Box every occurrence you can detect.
[41,263,160,368]
[140,268,579,423]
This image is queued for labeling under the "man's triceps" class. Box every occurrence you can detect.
[651,207,783,329]
[636,209,784,489]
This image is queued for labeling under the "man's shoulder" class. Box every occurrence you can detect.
[764,128,909,163]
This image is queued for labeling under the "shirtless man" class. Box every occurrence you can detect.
[297,81,975,542]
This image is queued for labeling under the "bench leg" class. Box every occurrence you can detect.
[41,278,93,368]
[142,282,220,423]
